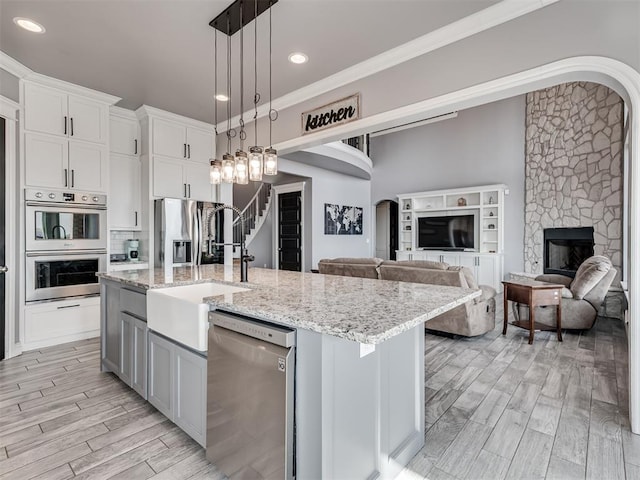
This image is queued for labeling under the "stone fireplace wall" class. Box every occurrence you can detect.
[524,82,624,278]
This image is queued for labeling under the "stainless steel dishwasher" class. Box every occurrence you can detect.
[206,310,296,480]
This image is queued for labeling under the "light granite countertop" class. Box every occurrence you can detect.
[97,265,481,344]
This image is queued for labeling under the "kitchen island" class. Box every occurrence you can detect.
[98,265,480,479]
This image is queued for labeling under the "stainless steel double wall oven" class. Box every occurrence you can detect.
[25,189,107,302]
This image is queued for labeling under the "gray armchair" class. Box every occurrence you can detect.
[514,256,616,330]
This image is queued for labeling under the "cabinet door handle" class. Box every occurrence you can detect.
[187,144,191,158]
[70,117,74,136]
[64,116,68,135]
[134,139,138,155]
[183,143,187,158]
[188,184,191,198]
[57,304,80,310]
[64,168,68,187]
[71,169,75,188]
[184,183,187,197]
[135,211,138,226]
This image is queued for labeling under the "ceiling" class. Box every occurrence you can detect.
[0,0,498,124]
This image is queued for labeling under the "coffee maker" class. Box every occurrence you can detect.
[126,239,139,262]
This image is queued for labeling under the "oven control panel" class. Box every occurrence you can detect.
[25,188,107,206]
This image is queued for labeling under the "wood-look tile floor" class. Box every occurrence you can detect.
[0,305,637,479]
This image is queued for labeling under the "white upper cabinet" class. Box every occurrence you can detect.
[153,156,186,199]
[153,156,215,202]
[110,154,142,230]
[24,133,68,189]
[24,83,108,144]
[25,133,108,192]
[186,127,214,163]
[184,162,215,202]
[153,118,186,159]
[110,115,140,156]
[152,118,214,163]
[69,141,107,191]
[24,83,67,137]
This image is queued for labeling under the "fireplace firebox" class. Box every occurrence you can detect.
[543,227,594,278]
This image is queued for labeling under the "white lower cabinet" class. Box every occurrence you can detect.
[148,331,207,447]
[394,251,503,291]
[24,297,100,350]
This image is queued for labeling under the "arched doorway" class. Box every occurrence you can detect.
[375,199,398,260]
[272,56,640,433]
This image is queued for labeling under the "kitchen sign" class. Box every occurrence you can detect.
[302,94,360,135]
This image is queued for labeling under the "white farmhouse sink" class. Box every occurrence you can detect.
[147,283,249,351]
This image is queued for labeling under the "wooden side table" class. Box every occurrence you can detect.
[502,279,563,344]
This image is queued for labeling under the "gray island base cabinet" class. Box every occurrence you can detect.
[100,280,148,399]
[294,324,424,480]
[98,266,480,479]
[148,331,207,447]
[100,279,207,447]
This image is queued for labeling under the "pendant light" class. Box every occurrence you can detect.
[210,26,222,184]
[248,0,263,182]
[210,0,278,183]
[264,1,278,176]
[233,1,249,185]
[222,12,237,184]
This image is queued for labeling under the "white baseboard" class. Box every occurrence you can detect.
[21,330,100,353]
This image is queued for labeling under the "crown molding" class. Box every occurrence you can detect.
[136,104,214,131]
[217,0,560,133]
[23,71,121,105]
[110,105,138,120]
[0,50,33,79]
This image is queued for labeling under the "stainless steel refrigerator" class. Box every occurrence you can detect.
[154,198,224,267]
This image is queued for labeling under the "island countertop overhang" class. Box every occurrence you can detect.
[97,265,480,345]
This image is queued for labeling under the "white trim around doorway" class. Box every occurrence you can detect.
[272,182,306,272]
[1,96,21,359]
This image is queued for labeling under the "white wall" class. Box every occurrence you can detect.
[278,157,372,269]
[248,207,273,269]
[0,69,19,102]
[370,96,526,277]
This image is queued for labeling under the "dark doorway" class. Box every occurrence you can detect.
[0,117,5,361]
[278,191,302,271]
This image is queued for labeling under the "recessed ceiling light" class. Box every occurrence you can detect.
[13,17,45,34]
[215,94,229,102]
[288,52,308,65]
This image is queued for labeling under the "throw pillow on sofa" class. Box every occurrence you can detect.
[570,255,612,300]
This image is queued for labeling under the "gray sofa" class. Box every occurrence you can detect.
[318,258,496,337]
[514,255,616,330]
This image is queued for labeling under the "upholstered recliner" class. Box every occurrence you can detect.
[514,255,616,329]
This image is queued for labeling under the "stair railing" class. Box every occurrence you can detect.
[233,182,272,244]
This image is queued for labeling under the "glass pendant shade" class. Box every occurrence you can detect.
[209,159,222,184]
[234,150,249,185]
[221,154,236,183]
[249,146,264,181]
[264,147,278,175]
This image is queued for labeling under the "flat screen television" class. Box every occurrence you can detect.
[417,214,475,250]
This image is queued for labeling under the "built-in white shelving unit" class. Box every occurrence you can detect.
[397,184,507,291]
